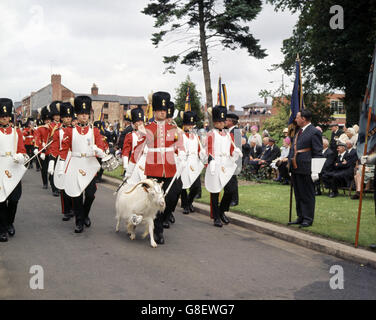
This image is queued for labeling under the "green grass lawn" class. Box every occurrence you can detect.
[104,168,376,248]
[197,183,376,248]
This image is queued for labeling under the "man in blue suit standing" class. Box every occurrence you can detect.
[288,110,323,228]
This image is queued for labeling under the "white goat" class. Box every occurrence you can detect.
[115,179,165,248]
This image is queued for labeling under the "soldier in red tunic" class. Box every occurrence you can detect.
[22,118,35,169]
[56,96,106,233]
[0,98,28,242]
[34,106,51,190]
[49,102,75,221]
[127,92,186,244]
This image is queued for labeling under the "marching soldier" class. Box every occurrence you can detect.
[47,101,62,196]
[23,117,35,169]
[34,106,51,190]
[55,96,107,233]
[0,98,28,242]
[127,92,185,244]
[164,101,184,227]
[205,106,242,227]
[93,120,109,183]
[122,107,146,184]
[225,113,242,207]
[180,111,206,214]
[49,102,75,221]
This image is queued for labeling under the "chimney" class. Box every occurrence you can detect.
[91,83,98,96]
[51,74,62,101]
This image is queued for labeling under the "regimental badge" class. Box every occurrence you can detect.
[5,170,12,178]
[67,109,71,114]
[168,109,171,115]
[162,99,166,107]
[3,106,6,113]
[191,117,194,123]
[83,103,86,109]
[221,113,224,119]
[79,169,86,176]
[139,112,142,118]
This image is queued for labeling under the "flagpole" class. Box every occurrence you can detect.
[355,104,373,248]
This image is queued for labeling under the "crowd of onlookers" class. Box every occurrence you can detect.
[239,123,374,199]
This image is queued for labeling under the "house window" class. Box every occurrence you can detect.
[330,100,345,114]
[104,114,109,120]
[104,103,109,109]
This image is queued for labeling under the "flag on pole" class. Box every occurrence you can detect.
[146,91,154,123]
[356,45,376,158]
[98,105,104,122]
[289,56,304,125]
[222,84,228,108]
[185,86,191,112]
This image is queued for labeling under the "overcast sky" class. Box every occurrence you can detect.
[0,0,299,109]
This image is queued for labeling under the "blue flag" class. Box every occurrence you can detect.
[357,46,376,158]
[289,59,304,124]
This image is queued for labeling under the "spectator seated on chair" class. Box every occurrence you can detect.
[271,137,291,185]
[351,164,375,199]
[322,141,358,198]
[248,137,281,178]
[315,137,336,195]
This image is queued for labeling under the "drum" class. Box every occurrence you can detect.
[101,154,120,172]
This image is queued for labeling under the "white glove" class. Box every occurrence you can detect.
[55,160,65,177]
[209,160,216,175]
[40,153,46,161]
[122,156,129,171]
[93,145,106,159]
[13,153,25,164]
[33,148,39,156]
[48,160,55,175]
[233,147,243,161]
[124,162,135,180]
[311,173,319,182]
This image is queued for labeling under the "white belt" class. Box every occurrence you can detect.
[0,151,12,157]
[71,152,95,158]
[218,153,230,157]
[26,136,33,138]
[148,147,174,153]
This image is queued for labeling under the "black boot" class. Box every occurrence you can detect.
[213,218,223,228]
[219,211,230,225]
[154,215,165,244]
[74,223,84,233]
[0,232,8,242]
[169,213,175,224]
[7,224,15,237]
[183,207,190,214]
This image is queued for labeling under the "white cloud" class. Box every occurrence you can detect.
[0,0,298,110]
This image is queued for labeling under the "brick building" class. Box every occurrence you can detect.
[20,75,147,127]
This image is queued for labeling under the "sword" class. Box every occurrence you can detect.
[24,140,53,166]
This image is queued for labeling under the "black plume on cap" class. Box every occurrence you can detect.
[0,98,13,117]
[74,96,92,115]
[152,91,170,111]
[212,105,227,122]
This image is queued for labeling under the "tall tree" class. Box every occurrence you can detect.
[267,0,376,126]
[142,0,267,109]
[174,76,203,127]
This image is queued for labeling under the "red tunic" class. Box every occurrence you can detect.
[34,125,51,155]
[49,126,72,159]
[60,125,105,161]
[0,126,26,154]
[23,127,35,146]
[132,121,185,178]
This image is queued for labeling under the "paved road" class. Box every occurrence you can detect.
[1,170,376,300]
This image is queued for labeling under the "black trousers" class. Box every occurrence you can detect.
[61,190,73,214]
[278,162,289,181]
[25,145,34,167]
[322,171,351,193]
[96,158,104,180]
[48,155,58,193]
[147,176,175,236]
[291,173,315,224]
[40,157,48,186]
[72,178,97,226]
[0,183,22,233]
[181,176,201,209]
[210,176,238,219]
